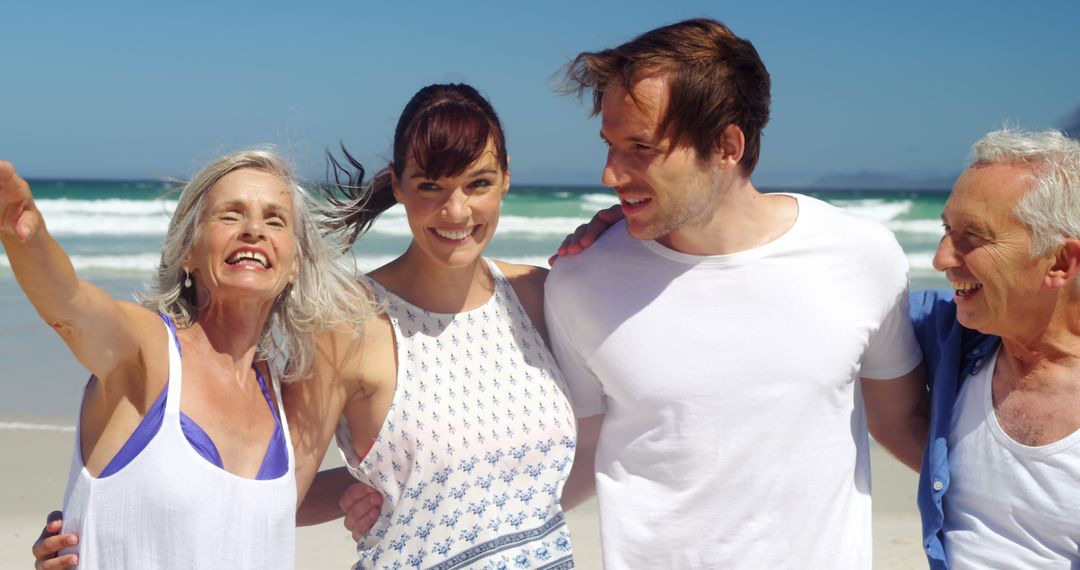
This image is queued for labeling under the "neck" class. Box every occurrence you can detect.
[656,178,798,256]
[374,245,494,313]
[189,297,271,372]
[998,299,1080,389]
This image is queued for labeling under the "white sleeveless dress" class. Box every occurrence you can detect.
[59,318,297,569]
[336,259,577,569]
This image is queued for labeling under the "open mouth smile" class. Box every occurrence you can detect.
[952,281,982,298]
[226,248,271,269]
[431,226,478,242]
[619,195,652,213]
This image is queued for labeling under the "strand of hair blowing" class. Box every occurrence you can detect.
[323,144,397,249]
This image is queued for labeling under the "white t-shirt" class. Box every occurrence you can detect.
[545,194,922,569]
[944,347,1080,568]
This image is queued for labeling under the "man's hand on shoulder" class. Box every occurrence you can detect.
[548,205,624,266]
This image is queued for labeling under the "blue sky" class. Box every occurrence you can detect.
[2,1,1078,187]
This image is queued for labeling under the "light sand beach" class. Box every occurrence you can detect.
[1,426,925,568]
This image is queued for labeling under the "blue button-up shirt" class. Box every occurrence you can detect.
[908,289,1000,569]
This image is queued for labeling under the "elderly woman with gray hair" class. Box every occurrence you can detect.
[1,150,375,569]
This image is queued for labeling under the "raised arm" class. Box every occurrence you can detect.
[0,162,150,382]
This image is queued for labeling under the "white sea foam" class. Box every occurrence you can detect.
[0,421,75,432]
[907,251,938,274]
[887,219,944,235]
[0,253,162,273]
[46,217,173,236]
[832,198,913,222]
[36,198,175,236]
[38,198,178,215]
[581,193,618,210]
[497,216,592,236]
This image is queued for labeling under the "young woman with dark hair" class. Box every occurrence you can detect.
[285,83,581,569]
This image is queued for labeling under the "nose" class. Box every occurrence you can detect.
[241,216,265,240]
[442,188,470,220]
[932,233,959,273]
[601,148,630,188]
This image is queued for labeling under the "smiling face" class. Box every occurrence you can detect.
[184,168,299,303]
[600,73,727,244]
[934,163,1054,335]
[391,137,509,269]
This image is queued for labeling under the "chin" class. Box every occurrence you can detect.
[625,221,660,241]
[955,312,991,334]
[429,247,483,268]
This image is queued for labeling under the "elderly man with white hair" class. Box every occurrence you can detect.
[911,128,1080,568]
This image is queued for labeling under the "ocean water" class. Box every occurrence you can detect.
[0,181,950,422]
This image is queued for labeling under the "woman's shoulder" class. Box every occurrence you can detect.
[113,301,172,362]
[492,259,549,339]
[492,260,547,293]
[89,301,172,408]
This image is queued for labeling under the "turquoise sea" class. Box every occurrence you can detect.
[0,181,950,425]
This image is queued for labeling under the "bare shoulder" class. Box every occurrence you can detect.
[493,260,549,340]
[94,301,170,405]
[493,260,547,296]
[116,300,168,334]
[310,310,394,398]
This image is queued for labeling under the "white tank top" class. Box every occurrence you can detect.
[336,259,577,569]
[59,318,297,569]
[943,347,1080,567]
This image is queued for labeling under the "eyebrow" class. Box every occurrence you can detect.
[214,199,246,211]
[214,199,290,214]
[599,130,655,146]
[941,214,991,234]
[409,167,500,180]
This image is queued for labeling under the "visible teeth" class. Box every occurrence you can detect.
[435,227,472,240]
[624,197,648,205]
[953,282,982,293]
[228,251,268,267]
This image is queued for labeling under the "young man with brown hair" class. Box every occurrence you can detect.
[545,18,926,568]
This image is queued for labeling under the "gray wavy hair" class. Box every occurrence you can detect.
[138,148,375,383]
[972,129,1080,258]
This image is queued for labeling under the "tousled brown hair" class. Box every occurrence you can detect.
[562,18,771,175]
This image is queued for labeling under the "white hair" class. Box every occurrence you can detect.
[138,148,375,383]
[971,129,1080,258]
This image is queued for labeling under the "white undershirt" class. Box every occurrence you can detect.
[944,347,1080,568]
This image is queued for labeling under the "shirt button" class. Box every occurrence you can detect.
[933,480,944,491]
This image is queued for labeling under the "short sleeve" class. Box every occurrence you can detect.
[860,283,924,380]
[544,277,607,417]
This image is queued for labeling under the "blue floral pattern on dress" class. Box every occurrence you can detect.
[336,260,576,569]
